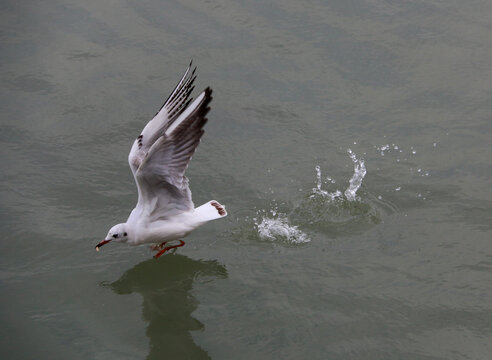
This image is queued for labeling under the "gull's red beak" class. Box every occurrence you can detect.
[95,239,111,252]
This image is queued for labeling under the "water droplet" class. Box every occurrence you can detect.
[378,144,390,156]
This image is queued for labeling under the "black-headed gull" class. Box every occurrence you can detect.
[96,63,227,258]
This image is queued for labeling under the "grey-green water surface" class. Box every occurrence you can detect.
[1,0,492,359]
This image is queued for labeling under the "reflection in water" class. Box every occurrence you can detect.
[109,255,227,360]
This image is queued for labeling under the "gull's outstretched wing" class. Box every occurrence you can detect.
[128,62,197,177]
[133,87,212,220]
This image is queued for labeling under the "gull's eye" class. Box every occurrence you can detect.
[113,234,118,238]
[124,232,127,236]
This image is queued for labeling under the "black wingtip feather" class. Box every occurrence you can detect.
[155,62,196,117]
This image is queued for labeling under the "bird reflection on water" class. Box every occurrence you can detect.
[109,255,227,359]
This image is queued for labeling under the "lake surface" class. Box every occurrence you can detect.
[1,0,492,359]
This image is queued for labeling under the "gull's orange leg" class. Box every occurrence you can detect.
[154,240,185,259]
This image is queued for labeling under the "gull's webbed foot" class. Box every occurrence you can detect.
[153,240,185,259]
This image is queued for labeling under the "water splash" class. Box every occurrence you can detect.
[344,149,367,201]
[311,165,342,200]
[253,149,369,243]
[311,149,366,202]
[255,211,310,244]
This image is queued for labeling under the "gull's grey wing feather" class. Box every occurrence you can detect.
[128,62,197,176]
[134,87,212,220]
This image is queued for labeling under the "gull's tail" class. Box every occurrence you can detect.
[193,200,227,222]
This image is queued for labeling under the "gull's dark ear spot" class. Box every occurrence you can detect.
[124,232,127,236]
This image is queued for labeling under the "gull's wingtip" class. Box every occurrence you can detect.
[204,86,213,102]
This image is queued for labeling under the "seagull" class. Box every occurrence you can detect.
[96,62,227,258]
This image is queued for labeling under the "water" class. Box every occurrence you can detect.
[1,0,492,359]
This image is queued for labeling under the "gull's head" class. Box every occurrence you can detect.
[95,223,129,251]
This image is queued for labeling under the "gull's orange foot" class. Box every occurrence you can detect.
[154,240,185,259]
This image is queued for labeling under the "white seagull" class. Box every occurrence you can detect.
[96,63,227,258]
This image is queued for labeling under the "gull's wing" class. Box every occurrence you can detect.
[129,62,196,177]
[133,87,212,220]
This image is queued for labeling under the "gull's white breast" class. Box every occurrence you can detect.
[128,211,203,245]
